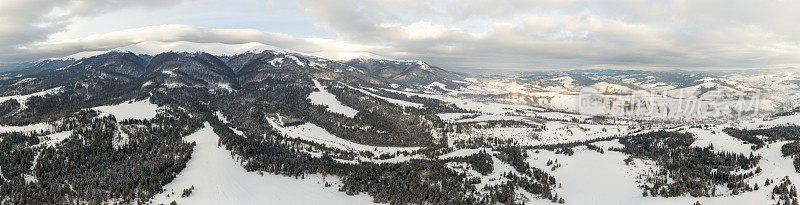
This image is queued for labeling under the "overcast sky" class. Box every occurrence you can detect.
[1,0,799,71]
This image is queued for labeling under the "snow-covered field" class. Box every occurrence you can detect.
[345,84,423,108]
[737,113,800,129]
[0,123,51,134]
[528,146,654,204]
[688,127,752,154]
[519,119,800,205]
[526,142,795,205]
[267,118,420,157]
[36,131,73,148]
[92,98,161,121]
[0,86,63,110]
[150,123,375,205]
[308,79,359,118]
[444,119,631,146]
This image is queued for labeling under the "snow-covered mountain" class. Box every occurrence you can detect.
[58,41,292,60]
[13,41,465,90]
[3,41,800,205]
[343,56,466,88]
[8,41,799,122]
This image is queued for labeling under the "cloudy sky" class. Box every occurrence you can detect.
[1,0,799,71]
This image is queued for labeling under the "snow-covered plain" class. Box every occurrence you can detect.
[92,98,160,121]
[528,147,654,204]
[737,113,800,129]
[150,123,374,205]
[308,79,359,118]
[523,125,800,205]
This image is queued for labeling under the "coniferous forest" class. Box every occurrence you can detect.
[0,50,799,205]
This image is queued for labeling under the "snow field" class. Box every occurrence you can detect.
[308,79,359,118]
[0,86,63,110]
[267,118,421,160]
[345,84,423,108]
[527,131,800,205]
[92,98,161,122]
[150,122,375,205]
[0,123,52,135]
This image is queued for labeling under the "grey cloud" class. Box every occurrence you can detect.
[0,0,193,62]
[6,25,378,62]
[4,0,800,71]
[297,0,800,71]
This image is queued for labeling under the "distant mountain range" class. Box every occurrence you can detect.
[3,41,800,122]
[2,41,466,94]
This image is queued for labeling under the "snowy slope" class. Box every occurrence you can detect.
[36,131,73,148]
[525,127,800,205]
[308,79,359,118]
[528,147,653,204]
[0,123,51,134]
[150,123,375,205]
[267,118,421,157]
[345,84,423,108]
[0,86,63,110]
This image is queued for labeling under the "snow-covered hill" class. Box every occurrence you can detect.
[150,123,374,205]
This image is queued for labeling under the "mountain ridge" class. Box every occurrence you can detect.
[8,41,467,90]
